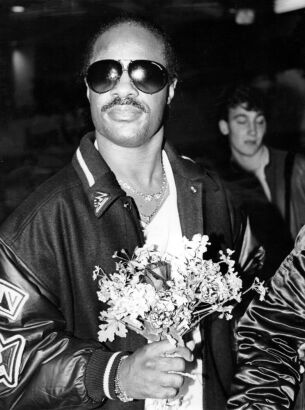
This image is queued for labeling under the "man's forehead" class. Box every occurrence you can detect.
[92,23,165,62]
[229,103,265,117]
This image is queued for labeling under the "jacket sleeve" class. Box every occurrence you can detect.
[225,185,266,312]
[291,153,305,238]
[0,243,126,409]
[227,225,305,410]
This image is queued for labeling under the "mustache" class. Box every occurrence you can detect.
[101,97,148,113]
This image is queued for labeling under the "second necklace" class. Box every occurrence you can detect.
[117,165,168,202]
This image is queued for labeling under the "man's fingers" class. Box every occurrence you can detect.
[158,356,186,372]
[164,346,194,362]
[146,339,174,353]
[143,340,193,363]
[160,372,184,389]
[155,386,179,400]
[121,340,193,400]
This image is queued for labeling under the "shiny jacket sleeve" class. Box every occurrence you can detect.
[0,243,126,409]
[227,225,305,410]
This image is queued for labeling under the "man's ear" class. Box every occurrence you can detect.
[167,78,177,105]
[218,119,229,135]
[85,79,90,101]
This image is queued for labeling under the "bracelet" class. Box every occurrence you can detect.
[114,355,134,402]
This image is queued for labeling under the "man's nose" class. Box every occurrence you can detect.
[111,70,139,97]
[248,121,257,136]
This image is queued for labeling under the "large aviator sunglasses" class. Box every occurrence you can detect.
[86,59,169,95]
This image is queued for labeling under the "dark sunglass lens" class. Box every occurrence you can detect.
[86,60,122,93]
[129,60,168,94]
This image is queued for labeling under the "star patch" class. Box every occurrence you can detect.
[0,333,25,388]
[0,280,29,321]
[93,191,111,216]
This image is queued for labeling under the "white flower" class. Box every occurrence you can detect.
[98,318,127,342]
[92,265,102,281]
[93,233,267,343]
[251,277,267,300]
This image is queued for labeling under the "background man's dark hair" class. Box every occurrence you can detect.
[218,83,268,121]
[82,14,179,83]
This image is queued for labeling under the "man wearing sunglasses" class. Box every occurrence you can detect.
[0,15,259,410]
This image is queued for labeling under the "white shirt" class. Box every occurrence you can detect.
[144,151,203,410]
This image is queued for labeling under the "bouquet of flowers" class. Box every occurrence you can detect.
[93,234,266,345]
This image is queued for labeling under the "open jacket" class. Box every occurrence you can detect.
[0,133,258,409]
[216,147,305,286]
[227,225,305,409]
[222,146,305,245]
[262,147,305,241]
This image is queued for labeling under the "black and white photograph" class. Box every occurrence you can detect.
[1,1,305,409]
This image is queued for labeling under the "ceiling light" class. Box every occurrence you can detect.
[11,5,25,13]
[274,0,305,13]
[235,8,255,25]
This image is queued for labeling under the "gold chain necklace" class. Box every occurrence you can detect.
[139,184,169,227]
[117,165,167,202]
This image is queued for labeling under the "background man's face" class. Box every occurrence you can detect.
[222,103,267,157]
[87,23,176,148]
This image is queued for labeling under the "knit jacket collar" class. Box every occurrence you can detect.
[72,132,220,221]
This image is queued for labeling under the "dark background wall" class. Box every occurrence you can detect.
[1,0,305,220]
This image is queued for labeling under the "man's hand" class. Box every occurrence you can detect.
[118,340,194,400]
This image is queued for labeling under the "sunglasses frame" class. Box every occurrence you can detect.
[86,59,169,95]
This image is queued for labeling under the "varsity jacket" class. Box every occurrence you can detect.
[0,132,257,409]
